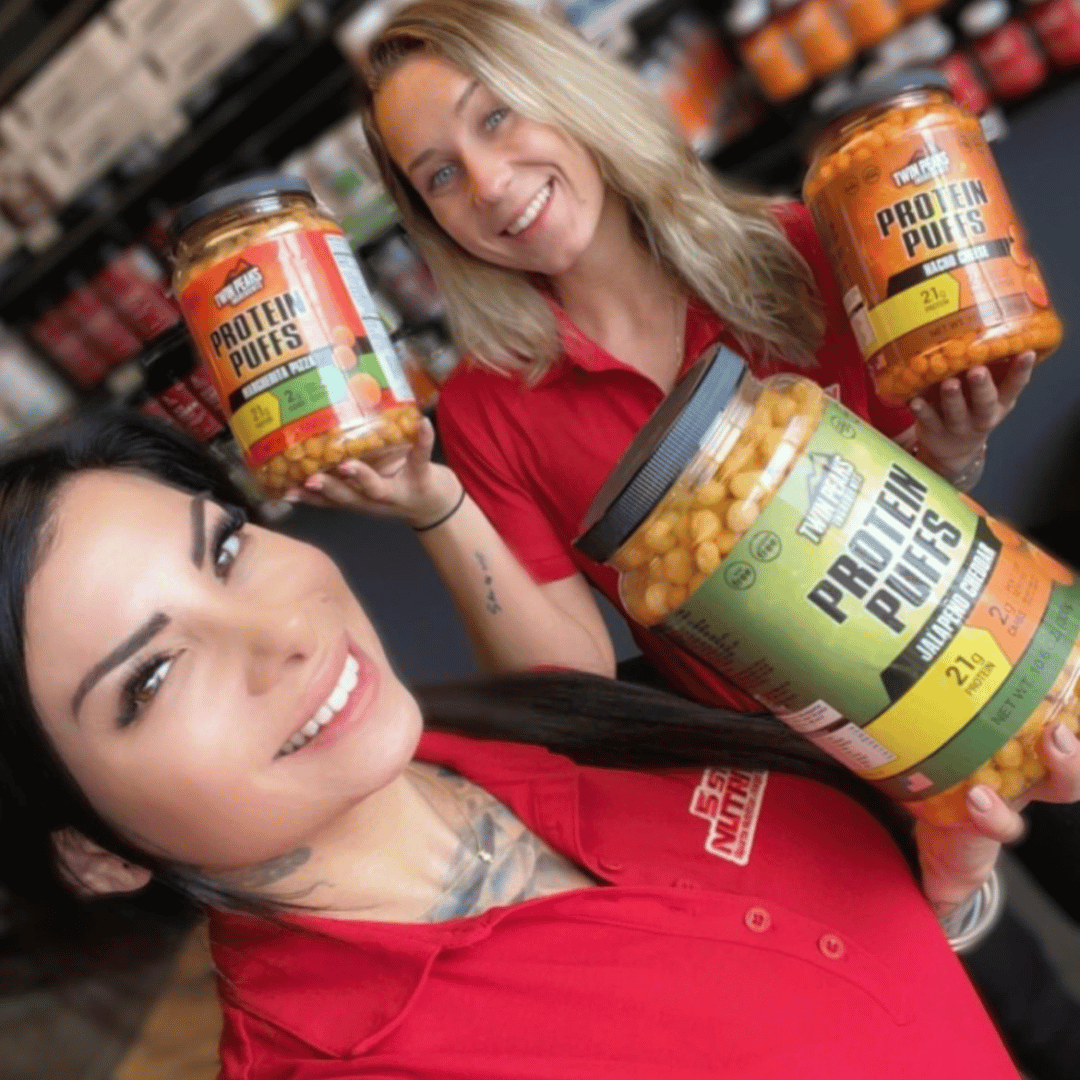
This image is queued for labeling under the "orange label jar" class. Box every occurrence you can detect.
[803,71,1063,402]
[172,176,421,495]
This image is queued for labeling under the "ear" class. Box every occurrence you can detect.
[52,828,153,897]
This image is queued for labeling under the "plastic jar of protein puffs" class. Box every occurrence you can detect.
[803,71,1063,404]
[172,175,421,495]
[576,346,1080,826]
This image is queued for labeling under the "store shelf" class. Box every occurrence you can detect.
[0,12,365,317]
[0,0,109,105]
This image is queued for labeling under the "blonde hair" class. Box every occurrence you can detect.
[360,0,825,380]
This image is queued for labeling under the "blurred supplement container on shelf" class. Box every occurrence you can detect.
[288,116,401,248]
[836,0,903,50]
[59,268,143,368]
[728,0,813,103]
[0,326,75,430]
[959,0,1049,99]
[25,295,110,389]
[368,233,446,324]
[1022,0,1080,66]
[774,0,856,78]
[92,233,182,343]
[639,14,763,157]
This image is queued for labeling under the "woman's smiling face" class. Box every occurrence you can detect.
[375,54,607,276]
[24,470,423,873]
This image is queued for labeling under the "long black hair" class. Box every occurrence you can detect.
[0,411,916,918]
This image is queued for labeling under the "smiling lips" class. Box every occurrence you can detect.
[505,180,553,236]
[279,654,361,756]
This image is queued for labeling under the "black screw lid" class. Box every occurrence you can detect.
[574,343,747,563]
[173,174,313,240]
[138,325,196,392]
[816,68,951,128]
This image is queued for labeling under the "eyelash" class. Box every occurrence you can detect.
[116,505,248,729]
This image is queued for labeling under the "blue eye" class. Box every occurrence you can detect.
[485,107,509,131]
[429,164,456,191]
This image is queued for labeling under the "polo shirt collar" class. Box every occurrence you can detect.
[209,732,584,1058]
[533,300,727,390]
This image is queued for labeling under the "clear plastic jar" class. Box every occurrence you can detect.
[172,175,421,496]
[803,71,1063,403]
[576,346,1080,826]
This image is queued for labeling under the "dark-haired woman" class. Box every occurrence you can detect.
[2,413,1077,1078]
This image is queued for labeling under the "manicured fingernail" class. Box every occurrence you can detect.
[283,488,302,502]
[910,398,926,412]
[304,475,324,492]
[970,367,988,382]
[1052,723,1077,756]
[1020,351,1036,364]
[339,460,361,477]
[967,785,995,812]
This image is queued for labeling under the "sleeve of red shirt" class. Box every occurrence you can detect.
[776,201,915,440]
[436,372,580,584]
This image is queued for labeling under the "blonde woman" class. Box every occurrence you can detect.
[302,0,1034,709]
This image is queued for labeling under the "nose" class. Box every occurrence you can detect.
[233,603,318,697]
[464,145,512,206]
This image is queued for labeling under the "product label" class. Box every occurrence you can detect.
[179,228,414,467]
[656,400,1078,797]
[810,118,1051,369]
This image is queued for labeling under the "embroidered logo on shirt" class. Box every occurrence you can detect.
[689,769,767,866]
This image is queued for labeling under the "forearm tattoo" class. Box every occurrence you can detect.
[475,552,502,615]
[421,767,597,923]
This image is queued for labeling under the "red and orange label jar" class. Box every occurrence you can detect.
[803,71,1063,403]
[171,176,421,496]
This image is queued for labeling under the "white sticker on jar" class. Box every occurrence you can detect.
[777,699,844,734]
[806,722,897,774]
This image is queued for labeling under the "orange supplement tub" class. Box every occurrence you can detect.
[803,71,1062,403]
[172,175,421,496]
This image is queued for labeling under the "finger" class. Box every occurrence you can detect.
[1026,722,1080,804]
[303,472,394,515]
[965,783,1027,845]
[412,416,436,460]
[909,396,946,437]
[963,367,1001,434]
[283,486,337,510]
[335,457,392,498]
[936,377,973,434]
[995,351,1036,411]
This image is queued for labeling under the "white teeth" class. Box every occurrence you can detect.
[279,654,362,756]
[506,181,552,236]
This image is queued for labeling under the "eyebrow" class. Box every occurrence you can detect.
[191,492,208,569]
[404,79,481,176]
[71,612,170,718]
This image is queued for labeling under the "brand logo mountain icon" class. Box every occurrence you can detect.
[891,146,951,188]
[214,260,264,308]
[796,452,864,544]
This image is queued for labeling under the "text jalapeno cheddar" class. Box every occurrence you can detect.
[172,176,421,495]
[803,71,1063,404]
[576,347,1080,827]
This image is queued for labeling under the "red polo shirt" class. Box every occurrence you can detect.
[211,731,1018,1079]
[437,203,914,710]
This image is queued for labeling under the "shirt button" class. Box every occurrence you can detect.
[744,906,772,933]
[819,933,846,960]
[598,858,624,873]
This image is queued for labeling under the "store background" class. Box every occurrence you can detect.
[0,0,1077,1077]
